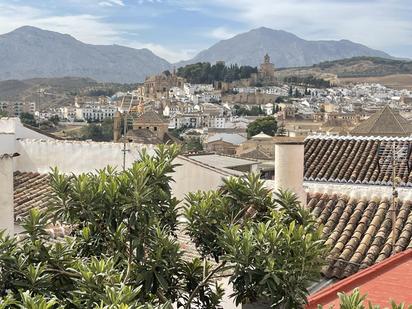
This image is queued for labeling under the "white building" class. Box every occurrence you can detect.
[263,103,273,115]
[163,105,171,117]
[233,87,257,94]
[184,83,214,95]
[0,101,36,116]
[60,106,76,121]
[173,113,207,129]
[75,105,117,121]
[208,116,226,128]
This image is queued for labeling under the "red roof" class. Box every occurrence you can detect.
[307,249,412,308]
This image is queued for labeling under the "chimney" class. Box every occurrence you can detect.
[0,119,18,234]
[274,137,306,205]
[113,111,122,142]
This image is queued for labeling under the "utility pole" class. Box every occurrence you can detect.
[121,93,135,171]
[37,87,41,128]
[122,112,129,171]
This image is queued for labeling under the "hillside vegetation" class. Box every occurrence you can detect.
[274,57,412,89]
[314,57,412,77]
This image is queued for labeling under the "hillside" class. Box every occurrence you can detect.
[0,26,171,83]
[275,57,412,77]
[275,57,412,89]
[0,77,137,108]
[179,27,393,68]
[313,57,412,77]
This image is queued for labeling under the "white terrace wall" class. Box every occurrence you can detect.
[305,181,412,202]
[14,139,227,199]
[15,139,156,174]
[0,118,54,140]
[171,156,231,200]
[0,155,15,235]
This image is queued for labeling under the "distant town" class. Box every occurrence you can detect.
[2,54,411,157]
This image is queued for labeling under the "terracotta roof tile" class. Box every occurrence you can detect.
[309,192,412,279]
[13,171,52,221]
[351,105,412,137]
[134,111,168,124]
[304,136,412,186]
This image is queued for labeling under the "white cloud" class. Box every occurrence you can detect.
[126,41,196,62]
[99,0,125,7]
[209,27,237,40]
[137,0,163,4]
[0,4,125,44]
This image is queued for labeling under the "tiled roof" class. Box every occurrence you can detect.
[308,192,412,279]
[126,129,162,144]
[304,136,412,186]
[206,133,246,145]
[134,111,168,124]
[238,148,272,160]
[251,131,272,139]
[351,105,412,136]
[14,171,52,221]
[126,129,182,145]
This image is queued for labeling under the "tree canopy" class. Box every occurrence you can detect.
[246,116,278,138]
[20,112,38,127]
[284,75,331,88]
[0,145,326,308]
[80,118,114,141]
[233,105,266,117]
[177,62,258,84]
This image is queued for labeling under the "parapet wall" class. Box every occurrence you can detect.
[305,181,412,202]
[13,138,228,199]
[0,118,54,140]
[15,139,155,174]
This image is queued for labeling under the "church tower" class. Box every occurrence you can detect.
[259,53,276,80]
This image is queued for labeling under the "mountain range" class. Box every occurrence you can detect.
[181,27,393,68]
[0,26,170,83]
[0,26,397,83]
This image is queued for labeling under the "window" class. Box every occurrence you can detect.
[154,127,157,131]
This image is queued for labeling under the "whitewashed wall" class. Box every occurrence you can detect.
[13,139,229,200]
[172,156,230,200]
[305,181,412,201]
[15,139,155,174]
[0,118,53,140]
[0,156,14,234]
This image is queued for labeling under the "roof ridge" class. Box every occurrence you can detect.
[350,105,412,136]
[305,135,412,141]
[387,105,407,133]
[368,105,388,131]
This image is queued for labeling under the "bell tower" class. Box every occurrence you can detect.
[264,53,270,64]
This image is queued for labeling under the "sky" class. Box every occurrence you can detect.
[0,0,411,63]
